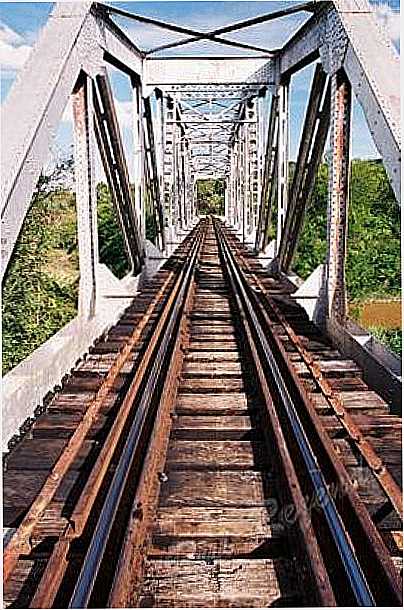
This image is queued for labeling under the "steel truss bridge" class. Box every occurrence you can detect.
[1,1,402,608]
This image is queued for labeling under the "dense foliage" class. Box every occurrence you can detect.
[2,179,130,374]
[294,160,401,301]
[196,179,225,214]
[369,327,402,358]
[293,159,401,355]
[97,183,130,278]
[2,176,79,374]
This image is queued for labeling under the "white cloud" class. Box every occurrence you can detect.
[0,20,32,74]
[375,4,400,43]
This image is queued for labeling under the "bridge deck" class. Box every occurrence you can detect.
[3,219,402,608]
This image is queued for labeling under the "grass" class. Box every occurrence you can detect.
[368,327,402,358]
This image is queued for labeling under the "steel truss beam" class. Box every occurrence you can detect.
[143,1,319,55]
[145,57,274,86]
[73,72,99,318]
[101,1,317,56]
[278,64,331,271]
[255,93,279,252]
[0,2,144,280]
[143,96,166,251]
[325,69,352,322]
[93,72,144,273]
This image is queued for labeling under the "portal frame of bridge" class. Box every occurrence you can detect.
[1,0,401,449]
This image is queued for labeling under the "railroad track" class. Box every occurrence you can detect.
[3,217,402,607]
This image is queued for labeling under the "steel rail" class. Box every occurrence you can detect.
[231,231,403,522]
[215,220,376,606]
[67,223,204,608]
[17,230,202,609]
[3,239,192,584]
[108,225,204,607]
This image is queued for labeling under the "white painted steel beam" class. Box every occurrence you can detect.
[280,10,323,76]
[335,0,401,201]
[73,73,99,318]
[0,3,146,281]
[1,2,97,279]
[145,57,275,85]
[275,81,290,255]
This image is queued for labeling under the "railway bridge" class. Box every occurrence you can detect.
[1,1,402,607]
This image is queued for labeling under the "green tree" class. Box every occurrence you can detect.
[293,160,400,301]
[2,163,79,374]
[196,179,225,214]
[97,183,130,278]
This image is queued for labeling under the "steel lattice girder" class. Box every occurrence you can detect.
[1,0,401,279]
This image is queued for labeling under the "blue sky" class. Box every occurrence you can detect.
[0,0,400,172]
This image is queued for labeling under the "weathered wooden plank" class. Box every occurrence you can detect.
[190,313,233,322]
[30,503,70,545]
[191,318,234,326]
[182,361,242,378]
[175,393,251,415]
[31,413,107,439]
[189,334,237,342]
[148,535,284,558]
[153,506,282,538]
[179,379,245,393]
[159,470,272,507]
[5,439,94,471]
[192,306,231,315]
[3,472,50,526]
[327,377,368,391]
[184,351,240,363]
[311,390,388,414]
[188,340,238,351]
[138,558,300,607]
[166,440,269,470]
[3,559,47,609]
[294,359,362,378]
[190,326,236,336]
[172,415,252,431]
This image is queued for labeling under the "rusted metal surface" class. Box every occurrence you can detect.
[3,218,403,608]
[221,222,402,606]
[3,227,200,607]
[325,69,352,323]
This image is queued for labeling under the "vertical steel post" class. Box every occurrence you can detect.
[276,79,290,255]
[230,147,235,226]
[224,177,229,220]
[132,78,144,238]
[326,70,352,322]
[243,124,248,244]
[73,73,98,319]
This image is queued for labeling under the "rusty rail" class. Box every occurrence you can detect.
[26,222,205,608]
[215,219,402,606]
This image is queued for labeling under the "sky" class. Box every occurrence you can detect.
[0,0,401,175]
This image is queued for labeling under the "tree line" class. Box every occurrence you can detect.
[2,159,401,373]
